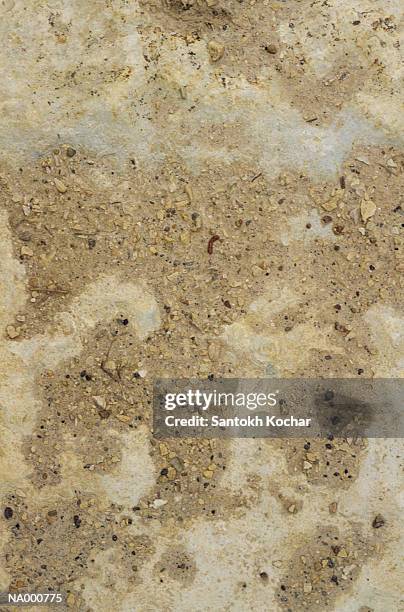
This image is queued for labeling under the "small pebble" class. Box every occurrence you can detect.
[265,44,278,54]
[167,466,176,481]
[170,457,184,472]
[4,507,13,519]
[6,325,20,339]
[360,199,376,223]
[372,514,385,528]
[208,40,225,62]
[66,593,75,607]
[73,515,81,528]
[20,246,33,257]
[152,499,168,509]
[54,178,67,193]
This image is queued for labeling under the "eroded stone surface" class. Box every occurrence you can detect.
[0,0,403,610]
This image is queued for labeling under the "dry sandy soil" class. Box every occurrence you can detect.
[0,0,403,610]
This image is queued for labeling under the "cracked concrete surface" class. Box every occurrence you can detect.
[0,0,403,610]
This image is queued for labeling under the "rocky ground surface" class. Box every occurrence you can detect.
[0,0,403,610]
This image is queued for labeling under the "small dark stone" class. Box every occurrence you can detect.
[265,44,278,54]
[66,147,76,158]
[88,238,96,250]
[259,571,269,582]
[160,468,168,476]
[80,370,92,381]
[372,514,385,529]
[334,321,347,333]
[324,390,334,402]
[112,534,118,541]
[73,515,81,528]
[4,507,13,519]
